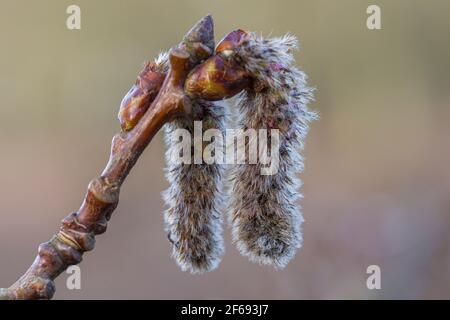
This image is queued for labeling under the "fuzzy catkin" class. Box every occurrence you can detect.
[162,97,227,274]
[152,51,227,274]
[227,34,317,268]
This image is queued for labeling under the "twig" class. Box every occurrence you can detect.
[0,15,214,300]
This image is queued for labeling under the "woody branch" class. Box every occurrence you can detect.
[0,15,215,300]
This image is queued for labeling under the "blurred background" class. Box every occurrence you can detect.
[1,0,449,299]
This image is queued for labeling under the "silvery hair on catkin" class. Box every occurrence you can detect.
[227,33,317,269]
[159,51,228,274]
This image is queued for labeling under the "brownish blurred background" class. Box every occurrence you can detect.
[1,0,450,299]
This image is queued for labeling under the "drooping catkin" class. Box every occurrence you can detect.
[162,96,227,274]
[227,34,317,268]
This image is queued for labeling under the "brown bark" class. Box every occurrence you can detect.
[0,15,214,300]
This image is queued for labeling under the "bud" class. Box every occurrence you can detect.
[184,29,252,101]
[215,29,250,53]
[184,55,249,101]
[118,62,166,131]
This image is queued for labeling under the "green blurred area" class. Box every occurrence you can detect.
[0,0,449,299]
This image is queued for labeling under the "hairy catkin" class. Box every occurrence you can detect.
[228,34,317,268]
[162,93,227,273]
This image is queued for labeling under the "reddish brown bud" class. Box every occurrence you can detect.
[184,54,249,101]
[215,29,250,53]
[118,62,166,131]
[184,30,252,101]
